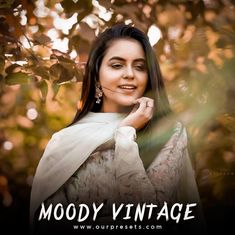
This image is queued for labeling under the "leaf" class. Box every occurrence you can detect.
[78,22,96,42]
[49,63,63,78]
[74,67,83,82]
[34,34,51,45]
[60,0,80,14]
[70,35,90,55]
[5,64,22,74]
[76,9,92,23]
[57,55,75,64]
[5,72,31,85]
[57,66,74,84]
[98,0,112,9]
[52,82,60,99]
[32,66,50,80]
[49,63,74,83]
[38,80,48,100]
[51,49,69,57]
[61,0,93,17]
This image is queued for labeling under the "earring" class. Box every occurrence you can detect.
[95,84,103,104]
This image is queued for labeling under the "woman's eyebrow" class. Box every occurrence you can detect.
[108,56,146,62]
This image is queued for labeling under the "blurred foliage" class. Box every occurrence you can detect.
[0,0,235,233]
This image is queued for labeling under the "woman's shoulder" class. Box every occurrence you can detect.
[44,124,83,152]
[50,120,86,139]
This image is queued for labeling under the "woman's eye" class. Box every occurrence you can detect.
[111,64,122,69]
[135,64,146,71]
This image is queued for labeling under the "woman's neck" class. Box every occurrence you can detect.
[100,103,133,114]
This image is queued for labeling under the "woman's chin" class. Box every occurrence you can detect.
[120,102,135,108]
[119,97,136,106]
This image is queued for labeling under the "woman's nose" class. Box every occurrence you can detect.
[123,66,134,79]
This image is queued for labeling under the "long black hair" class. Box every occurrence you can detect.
[68,23,174,168]
[69,23,171,125]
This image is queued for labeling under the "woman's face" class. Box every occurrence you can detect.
[99,38,148,113]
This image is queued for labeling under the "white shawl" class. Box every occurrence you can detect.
[30,112,124,223]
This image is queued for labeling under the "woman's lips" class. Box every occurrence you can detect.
[117,85,137,94]
[118,85,137,90]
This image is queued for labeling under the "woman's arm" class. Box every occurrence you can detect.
[146,123,200,204]
[114,122,200,206]
[114,126,157,204]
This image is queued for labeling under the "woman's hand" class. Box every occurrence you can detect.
[119,97,154,130]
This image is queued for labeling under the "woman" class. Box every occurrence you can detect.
[30,24,206,234]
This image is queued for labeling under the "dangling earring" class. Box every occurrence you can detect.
[95,83,103,104]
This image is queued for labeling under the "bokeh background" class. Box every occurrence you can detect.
[0,0,235,234]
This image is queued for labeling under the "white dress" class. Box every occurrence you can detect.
[34,122,206,234]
